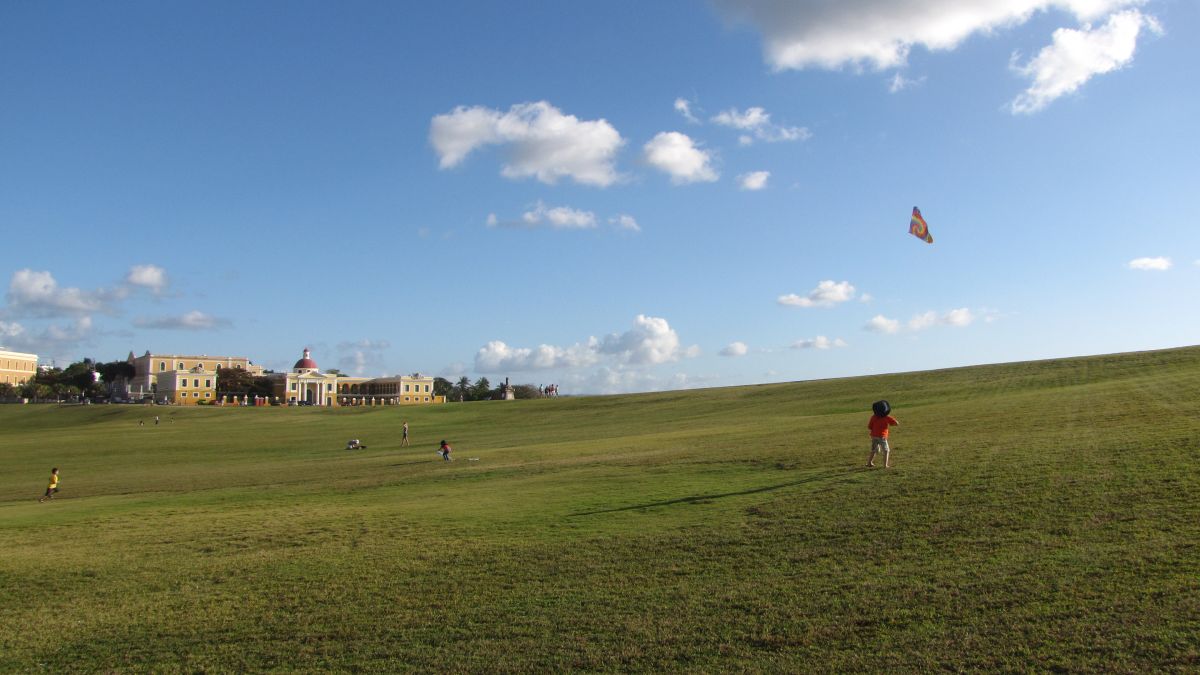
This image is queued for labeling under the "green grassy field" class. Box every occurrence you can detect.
[2,347,1199,672]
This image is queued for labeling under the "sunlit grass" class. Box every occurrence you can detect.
[2,347,1198,670]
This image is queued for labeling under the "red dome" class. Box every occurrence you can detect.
[293,348,318,371]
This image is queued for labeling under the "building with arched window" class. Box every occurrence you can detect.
[126,350,263,400]
[266,348,444,406]
[268,348,340,406]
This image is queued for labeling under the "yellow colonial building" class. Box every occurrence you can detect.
[338,374,441,405]
[269,349,340,406]
[0,349,38,386]
[127,350,263,401]
[267,348,444,406]
[156,366,217,405]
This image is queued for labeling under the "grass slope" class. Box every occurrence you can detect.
[1,347,1198,671]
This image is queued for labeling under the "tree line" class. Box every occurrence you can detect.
[0,358,551,403]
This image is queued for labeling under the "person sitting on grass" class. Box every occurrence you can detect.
[346,439,367,450]
[867,403,899,468]
[39,467,60,502]
[438,440,452,461]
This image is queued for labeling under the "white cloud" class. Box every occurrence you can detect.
[522,201,597,229]
[609,214,642,232]
[336,339,391,376]
[865,315,901,334]
[599,315,694,365]
[791,336,848,350]
[720,341,749,357]
[1011,9,1157,114]
[941,308,976,326]
[125,264,168,294]
[715,0,1144,71]
[0,320,25,342]
[1127,256,1171,270]
[711,107,810,144]
[430,101,624,187]
[867,308,979,334]
[474,315,695,374]
[888,72,927,93]
[134,310,231,331]
[674,98,700,123]
[643,131,719,184]
[907,308,976,329]
[2,316,95,362]
[859,293,874,303]
[738,171,771,191]
[475,339,601,372]
[778,280,856,308]
[5,269,106,316]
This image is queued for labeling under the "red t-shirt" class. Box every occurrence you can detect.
[868,415,898,438]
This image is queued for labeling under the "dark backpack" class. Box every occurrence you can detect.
[872,400,890,417]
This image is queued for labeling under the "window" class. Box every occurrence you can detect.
[177,362,184,370]
[326,384,332,391]
[193,379,200,388]
[235,364,242,370]
[424,385,430,392]
[404,384,410,392]
[205,379,212,388]
[192,392,199,398]
[205,392,211,398]
[159,362,166,371]
[290,383,297,391]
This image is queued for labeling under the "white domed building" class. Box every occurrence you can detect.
[269,348,340,406]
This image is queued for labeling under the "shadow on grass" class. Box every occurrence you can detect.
[568,467,860,517]
[389,460,436,467]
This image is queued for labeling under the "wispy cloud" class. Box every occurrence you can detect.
[711,106,810,144]
[791,336,847,350]
[738,171,770,191]
[719,341,749,357]
[134,310,231,331]
[778,280,856,308]
[866,308,982,334]
[609,214,642,232]
[124,264,169,294]
[337,339,391,376]
[674,98,700,124]
[1127,256,1171,271]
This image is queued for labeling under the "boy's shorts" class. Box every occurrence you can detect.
[871,437,890,453]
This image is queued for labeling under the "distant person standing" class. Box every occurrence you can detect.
[154,415,160,426]
[401,421,410,447]
[866,401,899,468]
[438,440,452,461]
[39,468,60,502]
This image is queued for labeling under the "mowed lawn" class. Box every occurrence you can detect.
[2,348,1199,672]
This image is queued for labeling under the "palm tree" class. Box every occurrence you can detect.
[454,376,471,402]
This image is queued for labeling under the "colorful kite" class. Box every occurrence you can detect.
[909,206,933,243]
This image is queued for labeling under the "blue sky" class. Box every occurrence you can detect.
[2,0,1197,393]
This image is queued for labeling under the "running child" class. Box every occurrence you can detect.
[437,440,452,461]
[39,468,60,502]
[867,403,899,468]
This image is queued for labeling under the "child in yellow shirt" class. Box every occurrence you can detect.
[39,467,59,502]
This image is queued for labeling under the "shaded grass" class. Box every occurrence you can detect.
[1,346,1199,671]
